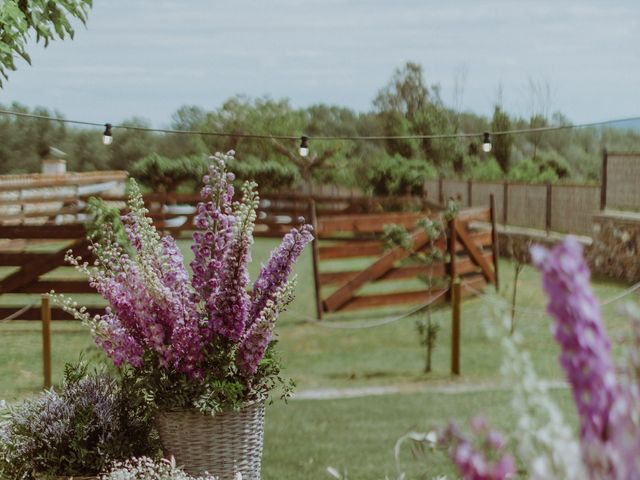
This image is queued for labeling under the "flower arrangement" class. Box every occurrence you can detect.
[58,151,313,413]
[0,363,156,479]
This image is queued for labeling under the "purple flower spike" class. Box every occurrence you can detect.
[531,236,620,476]
[250,224,314,329]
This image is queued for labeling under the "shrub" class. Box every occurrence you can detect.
[0,363,157,479]
[227,155,299,192]
[130,153,208,193]
[366,153,437,196]
[466,156,504,181]
[508,157,558,183]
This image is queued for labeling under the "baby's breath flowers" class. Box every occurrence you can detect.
[57,151,313,412]
[102,457,218,480]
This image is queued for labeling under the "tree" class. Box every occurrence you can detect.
[491,105,513,173]
[374,62,428,122]
[526,77,552,161]
[0,0,92,86]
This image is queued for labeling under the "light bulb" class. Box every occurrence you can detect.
[103,123,113,145]
[482,132,491,153]
[299,135,309,157]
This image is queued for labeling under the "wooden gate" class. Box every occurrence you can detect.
[309,201,499,319]
[0,224,104,320]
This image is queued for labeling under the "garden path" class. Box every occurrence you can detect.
[293,379,568,400]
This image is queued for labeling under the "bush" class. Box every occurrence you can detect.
[467,156,504,181]
[130,153,209,193]
[365,153,437,196]
[227,155,299,192]
[508,157,559,183]
[0,363,157,478]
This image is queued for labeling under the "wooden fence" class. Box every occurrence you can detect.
[0,192,437,320]
[602,151,640,211]
[424,178,600,236]
[308,201,499,318]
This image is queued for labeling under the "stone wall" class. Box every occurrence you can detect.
[590,211,640,283]
[496,210,640,283]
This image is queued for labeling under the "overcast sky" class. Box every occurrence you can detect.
[1,0,639,127]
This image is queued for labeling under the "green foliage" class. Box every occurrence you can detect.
[382,213,451,374]
[467,156,504,181]
[227,155,300,192]
[1,61,640,187]
[86,196,129,249]
[130,153,208,193]
[491,106,513,172]
[508,157,559,183]
[128,339,293,415]
[0,361,157,478]
[0,0,92,86]
[365,153,437,196]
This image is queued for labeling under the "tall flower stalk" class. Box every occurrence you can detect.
[531,237,640,479]
[57,151,313,411]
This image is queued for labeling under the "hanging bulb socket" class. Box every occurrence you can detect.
[299,135,309,157]
[103,123,113,145]
[482,132,492,153]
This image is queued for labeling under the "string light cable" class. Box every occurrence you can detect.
[1,108,640,144]
[464,279,640,317]
[0,302,37,324]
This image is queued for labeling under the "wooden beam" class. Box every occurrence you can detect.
[340,288,447,312]
[600,149,608,210]
[0,306,104,321]
[21,280,93,294]
[318,254,490,286]
[322,229,431,312]
[308,199,324,320]
[319,241,383,259]
[41,294,52,388]
[455,223,496,284]
[489,194,500,291]
[0,252,43,266]
[456,207,491,223]
[0,238,91,294]
[316,212,426,235]
[451,278,461,375]
[0,225,86,239]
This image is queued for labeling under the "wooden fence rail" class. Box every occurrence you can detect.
[0,191,497,321]
[309,202,499,318]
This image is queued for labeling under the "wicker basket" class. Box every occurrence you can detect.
[156,398,266,480]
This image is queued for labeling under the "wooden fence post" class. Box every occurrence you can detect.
[451,277,461,376]
[438,177,444,205]
[308,199,323,320]
[447,217,457,301]
[545,182,552,234]
[490,194,500,291]
[41,294,52,389]
[503,182,509,225]
[600,149,608,210]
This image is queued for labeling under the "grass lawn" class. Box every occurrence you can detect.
[263,388,579,479]
[0,237,634,478]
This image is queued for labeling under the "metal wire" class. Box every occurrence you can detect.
[1,108,639,141]
[464,279,640,317]
[0,302,36,323]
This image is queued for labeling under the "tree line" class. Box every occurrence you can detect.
[1,62,639,194]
